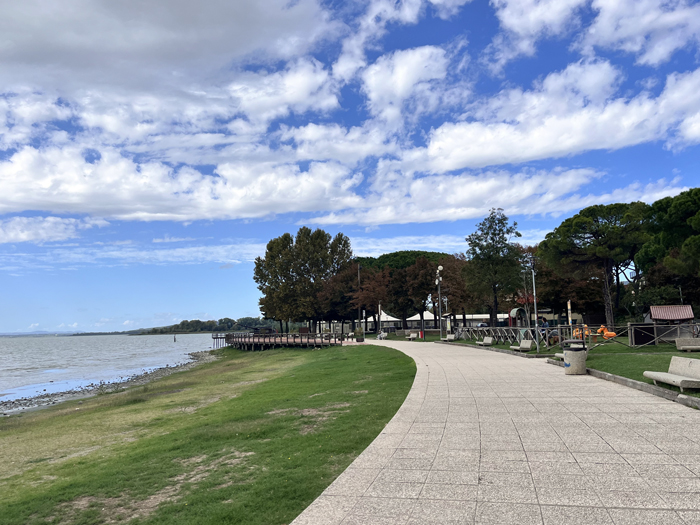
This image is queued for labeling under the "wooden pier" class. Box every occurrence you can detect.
[212,332,343,351]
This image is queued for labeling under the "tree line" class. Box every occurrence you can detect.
[147,317,279,334]
[254,188,700,330]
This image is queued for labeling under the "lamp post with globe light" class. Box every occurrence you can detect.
[436,265,443,340]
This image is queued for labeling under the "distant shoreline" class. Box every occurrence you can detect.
[0,350,218,416]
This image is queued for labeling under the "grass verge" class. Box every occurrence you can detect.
[0,345,415,525]
[585,352,700,398]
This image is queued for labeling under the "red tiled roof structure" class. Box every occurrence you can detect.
[649,305,695,321]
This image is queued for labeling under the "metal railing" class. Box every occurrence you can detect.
[224,332,342,349]
[458,325,629,352]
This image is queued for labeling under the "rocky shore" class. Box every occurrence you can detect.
[0,350,218,416]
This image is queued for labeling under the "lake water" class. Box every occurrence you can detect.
[0,333,214,401]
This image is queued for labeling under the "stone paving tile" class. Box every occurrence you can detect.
[536,487,603,507]
[474,502,543,524]
[633,464,697,478]
[374,469,430,484]
[341,516,402,525]
[646,477,700,492]
[529,460,584,477]
[294,495,359,525]
[426,470,479,485]
[607,508,685,524]
[420,483,478,500]
[324,468,381,496]
[385,457,435,470]
[541,505,613,525]
[596,490,670,509]
[291,342,700,524]
[677,511,700,524]
[659,492,700,510]
[407,499,475,523]
[365,481,424,499]
[392,448,438,460]
[350,497,416,520]
[589,475,651,492]
[477,484,539,504]
[478,471,534,488]
[479,459,531,474]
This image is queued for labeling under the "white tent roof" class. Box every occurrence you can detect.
[406,311,510,321]
[406,311,437,321]
[377,311,400,322]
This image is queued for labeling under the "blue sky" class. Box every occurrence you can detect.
[0,0,699,333]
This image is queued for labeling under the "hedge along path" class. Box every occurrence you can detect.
[0,345,416,525]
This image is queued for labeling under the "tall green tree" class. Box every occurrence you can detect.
[352,265,390,331]
[386,267,419,329]
[253,232,295,332]
[538,202,649,327]
[439,254,477,327]
[465,209,522,326]
[406,257,436,330]
[638,188,700,277]
[253,227,353,331]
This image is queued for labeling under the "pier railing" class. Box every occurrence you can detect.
[212,332,342,351]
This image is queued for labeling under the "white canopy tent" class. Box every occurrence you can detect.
[365,311,401,331]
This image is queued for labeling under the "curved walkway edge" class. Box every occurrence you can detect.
[292,340,700,525]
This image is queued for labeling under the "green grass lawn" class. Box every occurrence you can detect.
[585,352,700,398]
[0,345,415,525]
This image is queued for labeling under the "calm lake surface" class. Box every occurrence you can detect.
[0,333,214,401]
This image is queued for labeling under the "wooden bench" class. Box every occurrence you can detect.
[643,356,700,393]
[441,334,456,342]
[405,332,418,341]
[476,336,493,346]
[510,340,533,352]
[676,338,700,352]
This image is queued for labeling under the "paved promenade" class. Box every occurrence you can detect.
[293,341,700,525]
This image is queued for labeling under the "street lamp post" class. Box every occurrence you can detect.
[530,256,540,354]
[443,296,449,334]
[436,265,443,340]
[357,264,362,336]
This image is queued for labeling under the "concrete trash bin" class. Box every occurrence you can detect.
[564,347,587,375]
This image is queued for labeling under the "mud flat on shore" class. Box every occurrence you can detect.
[0,351,218,416]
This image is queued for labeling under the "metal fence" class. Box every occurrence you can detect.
[455,323,700,352]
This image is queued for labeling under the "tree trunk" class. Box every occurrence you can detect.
[491,286,499,326]
[432,299,438,329]
[372,313,377,333]
[615,265,621,309]
[403,316,408,329]
[602,259,615,327]
[279,320,283,333]
[364,316,368,333]
[285,320,289,333]
[462,308,466,328]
